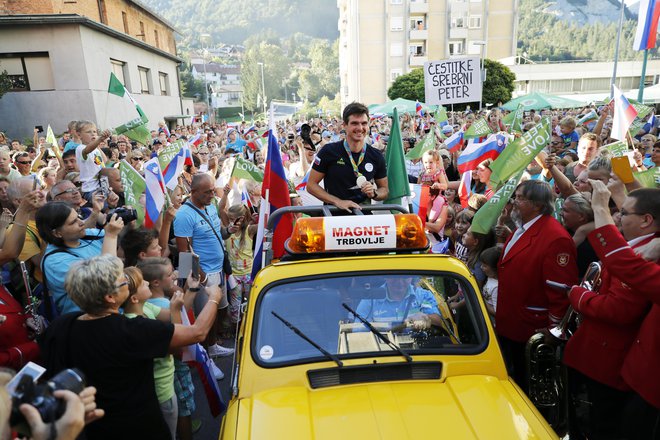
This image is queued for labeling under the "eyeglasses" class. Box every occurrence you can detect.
[132,157,144,161]
[53,188,79,197]
[115,274,129,290]
[620,209,644,217]
[304,147,315,153]
[198,152,209,156]
[550,141,562,146]
[16,161,31,165]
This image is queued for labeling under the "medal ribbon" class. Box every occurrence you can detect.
[343,140,366,177]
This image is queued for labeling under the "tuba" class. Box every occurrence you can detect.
[525,262,602,433]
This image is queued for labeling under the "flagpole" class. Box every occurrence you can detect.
[638,49,649,102]
[611,0,626,99]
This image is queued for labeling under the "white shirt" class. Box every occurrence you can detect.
[503,214,542,257]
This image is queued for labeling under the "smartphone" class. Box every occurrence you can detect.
[178,252,193,279]
[6,361,46,394]
[612,156,634,184]
[32,175,38,190]
[191,254,200,280]
[99,175,110,198]
[34,125,43,133]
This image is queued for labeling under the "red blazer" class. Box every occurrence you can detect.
[585,225,660,408]
[563,233,655,390]
[496,215,578,342]
[0,286,39,369]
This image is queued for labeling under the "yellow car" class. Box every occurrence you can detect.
[220,209,558,439]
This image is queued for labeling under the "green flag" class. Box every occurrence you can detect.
[509,104,524,134]
[634,168,660,188]
[553,197,565,223]
[119,159,146,226]
[577,110,598,127]
[488,117,552,187]
[115,114,151,146]
[628,119,645,137]
[471,171,524,234]
[385,107,411,206]
[231,156,264,182]
[108,73,126,97]
[158,140,185,170]
[632,103,653,120]
[464,117,492,139]
[405,132,435,160]
[603,140,629,157]
[437,106,448,125]
[45,125,57,145]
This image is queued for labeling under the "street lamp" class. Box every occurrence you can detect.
[257,62,266,115]
[200,33,212,123]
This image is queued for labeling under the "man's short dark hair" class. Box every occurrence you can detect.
[627,188,660,227]
[342,102,370,125]
[62,148,76,159]
[518,180,554,216]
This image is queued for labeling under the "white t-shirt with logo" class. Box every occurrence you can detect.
[76,144,104,193]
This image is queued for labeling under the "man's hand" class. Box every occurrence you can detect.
[19,389,86,440]
[360,181,376,199]
[334,199,361,213]
[635,238,660,261]
[19,190,46,214]
[406,313,431,331]
[91,192,105,214]
[79,386,104,426]
[588,179,611,210]
[106,191,119,209]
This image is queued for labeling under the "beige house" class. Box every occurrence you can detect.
[337,0,518,107]
[0,0,190,139]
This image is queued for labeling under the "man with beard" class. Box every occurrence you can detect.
[496,180,578,388]
[307,102,388,212]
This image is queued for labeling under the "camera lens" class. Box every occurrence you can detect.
[49,368,86,394]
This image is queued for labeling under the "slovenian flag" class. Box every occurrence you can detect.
[458,171,473,208]
[143,158,166,228]
[457,134,507,174]
[251,125,294,279]
[161,142,191,190]
[416,101,423,117]
[241,186,254,211]
[578,110,598,127]
[160,124,171,138]
[180,307,226,416]
[295,169,310,191]
[444,130,464,153]
[611,84,639,141]
[188,133,203,148]
[633,0,660,50]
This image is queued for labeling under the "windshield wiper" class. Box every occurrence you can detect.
[341,303,412,362]
[271,311,343,367]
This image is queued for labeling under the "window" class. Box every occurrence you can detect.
[110,59,128,88]
[99,0,108,24]
[390,16,403,31]
[229,92,240,100]
[252,272,486,367]
[121,12,129,33]
[469,16,481,29]
[451,15,466,28]
[390,43,403,57]
[0,53,54,91]
[409,44,424,56]
[158,72,169,96]
[138,66,151,94]
[139,22,146,41]
[449,41,464,55]
[154,29,159,48]
[390,69,403,82]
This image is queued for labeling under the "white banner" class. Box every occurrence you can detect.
[424,57,482,105]
[324,215,397,250]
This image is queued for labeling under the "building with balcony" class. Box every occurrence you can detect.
[337,0,518,107]
[0,0,190,139]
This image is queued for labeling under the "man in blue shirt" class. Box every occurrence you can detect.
[355,276,443,329]
[174,173,234,359]
[225,128,246,154]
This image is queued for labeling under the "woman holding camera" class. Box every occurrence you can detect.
[40,254,223,440]
[36,201,123,317]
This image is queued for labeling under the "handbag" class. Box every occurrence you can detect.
[183,202,233,275]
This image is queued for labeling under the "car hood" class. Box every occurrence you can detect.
[234,375,557,439]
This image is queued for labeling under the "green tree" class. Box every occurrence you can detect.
[241,39,290,111]
[0,71,11,99]
[387,69,425,101]
[178,69,205,98]
[482,59,516,106]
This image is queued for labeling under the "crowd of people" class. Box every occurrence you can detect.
[0,97,658,439]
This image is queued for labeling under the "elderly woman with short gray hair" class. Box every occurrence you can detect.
[40,254,223,440]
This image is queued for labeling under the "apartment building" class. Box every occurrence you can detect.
[337,0,518,107]
[0,0,191,138]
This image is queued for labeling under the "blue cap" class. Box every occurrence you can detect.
[322,130,332,138]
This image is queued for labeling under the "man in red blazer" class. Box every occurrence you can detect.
[578,181,660,439]
[563,187,659,439]
[496,180,578,388]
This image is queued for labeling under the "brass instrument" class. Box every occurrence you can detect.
[525,261,602,434]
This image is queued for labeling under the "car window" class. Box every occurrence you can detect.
[252,272,486,366]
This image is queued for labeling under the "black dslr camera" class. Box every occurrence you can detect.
[10,368,86,436]
[107,207,138,224]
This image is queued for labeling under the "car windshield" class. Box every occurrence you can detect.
[253,272,487,366]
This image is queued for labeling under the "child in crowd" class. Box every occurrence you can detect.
[452,209,474,264]
[558,116,579,154]
[479,246,501,319]
[444,187,462,213]
[443,205,456,239]
[122,266,184,440]
[418,149,448,191]
[137,257,203,440]
[462,226,495,289]
[224,204,258,325]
